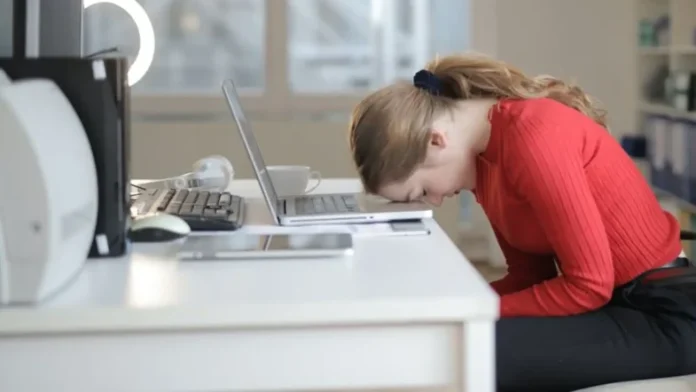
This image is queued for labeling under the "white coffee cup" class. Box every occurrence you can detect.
[267,165,322,196]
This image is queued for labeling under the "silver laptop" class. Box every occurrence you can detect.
[221,79,433,226]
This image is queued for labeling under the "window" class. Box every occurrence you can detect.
[287,0,469,93]
[288,0,422,92]
[83,0,265,94]
[83,0,469,114]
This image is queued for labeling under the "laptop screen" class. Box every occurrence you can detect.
[221,79,280,220]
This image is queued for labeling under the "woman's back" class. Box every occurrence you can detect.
[477,98,682,313]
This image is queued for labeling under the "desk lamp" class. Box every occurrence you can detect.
[83,0,155,86]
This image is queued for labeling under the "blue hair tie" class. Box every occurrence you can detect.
[413,69,443,96]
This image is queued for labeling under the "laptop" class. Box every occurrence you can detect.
[221,79,433,226]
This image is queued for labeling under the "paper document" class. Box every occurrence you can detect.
[350,221,430,237]
[238,221,430,237]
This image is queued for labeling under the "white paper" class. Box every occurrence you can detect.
[232,222,428,238]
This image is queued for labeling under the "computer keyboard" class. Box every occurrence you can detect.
[131,188,245,231]
[294,194,360,215]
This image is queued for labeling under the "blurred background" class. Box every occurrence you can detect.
[3,0,693,266]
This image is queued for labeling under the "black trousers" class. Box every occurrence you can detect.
[496,263,696,392]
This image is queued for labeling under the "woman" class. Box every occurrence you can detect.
[348,53,696,391]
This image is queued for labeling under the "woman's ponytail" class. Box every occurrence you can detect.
[426,53,609,129]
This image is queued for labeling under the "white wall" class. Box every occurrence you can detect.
[495,0,637,135]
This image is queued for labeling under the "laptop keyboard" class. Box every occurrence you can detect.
[294,194,360,214]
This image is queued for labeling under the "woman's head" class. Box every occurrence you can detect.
[349,53,607,205]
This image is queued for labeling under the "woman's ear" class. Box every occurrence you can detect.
[429,128,448,149]
[424,129,450,167]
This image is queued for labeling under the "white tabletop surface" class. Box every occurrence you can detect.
[0,179,498,335]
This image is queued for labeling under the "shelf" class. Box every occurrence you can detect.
[638,46,671,55]
[637,0,696,246]
[638,45,696,55]
[639,102,696,120]
[672,45,696,55]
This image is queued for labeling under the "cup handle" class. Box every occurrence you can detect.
[305,170,322,194]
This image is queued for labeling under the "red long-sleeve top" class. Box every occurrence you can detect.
[474,98,682,317]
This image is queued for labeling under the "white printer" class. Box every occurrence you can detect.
[0,71,98,305]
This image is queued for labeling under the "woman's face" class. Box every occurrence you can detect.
[371,99,493,206]
[378,129,477,206]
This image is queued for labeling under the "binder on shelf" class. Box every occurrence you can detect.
[646,115,672,191]
[690,214,696,260]
[620,135,647,158]
[671,120,688,200]
[687,120,696,205]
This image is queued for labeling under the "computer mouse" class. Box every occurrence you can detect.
[129,213,191,243]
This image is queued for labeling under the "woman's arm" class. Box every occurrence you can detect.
[499,110,615,317]
[490,228,558,295]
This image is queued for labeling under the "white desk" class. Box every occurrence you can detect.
[0,179,499,392]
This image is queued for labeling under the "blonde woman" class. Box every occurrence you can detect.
[349,53,696,391]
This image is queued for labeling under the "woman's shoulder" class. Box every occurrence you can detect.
[495,99,587,182]
[493,98,594,166]
[496,97,597,138]
[496,97,576,122]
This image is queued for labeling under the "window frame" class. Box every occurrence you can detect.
[130,0,496,118]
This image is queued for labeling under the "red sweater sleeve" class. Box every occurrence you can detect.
[490,228,557,296]
[499,117,615,317]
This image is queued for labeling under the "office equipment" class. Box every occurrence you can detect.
[12,0,84,58]
[177,232,354,260]
[0,57,132,258]
[0,178,498,392]
[12,0,27,56]
[83,0,156,86]
[221,78,432,226]
[139,155,235,191]
[131,188,246,231]
[0,77,98,305]
[129,214,190,243]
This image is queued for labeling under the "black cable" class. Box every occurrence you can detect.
[85,46,121,59]
[130,183,146,205]
[130,183,147,191]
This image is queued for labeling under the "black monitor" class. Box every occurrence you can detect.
[11,0,84,58]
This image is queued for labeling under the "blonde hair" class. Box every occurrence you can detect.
[349,52,608,194]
